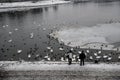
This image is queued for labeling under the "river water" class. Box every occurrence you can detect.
[0,1,120,61]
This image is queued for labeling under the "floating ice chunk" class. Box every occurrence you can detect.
[30,33,34,39]
[15,28,18,31]
[17,50,22,53]
[90,56,93,60]
[47,47,51,50]
[103,55,108,58]
[59,47,64,51]
[52,23,120,50]
[28,54,31,58]
[8,39,12,43]
[9,32,12,35]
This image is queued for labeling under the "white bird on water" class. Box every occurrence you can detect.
[78,51,81,54]
[43,28,46,31]
[61,57,64,61]
[73,55,76,58]
[30,33,34,39]
[17,50,22,53]
[47,57,51,61]
[44,55,48,58]
[107,57,112,61]
[36,54,39,57]
[6,25,8,27]
[86,50,89,53]
[71,48,74,51]
[47,47,51,50]
[98,51,101,54]
[3,25,6,28]
[50,49,53,53]
[118,56,120,59]
[103,55,108,58]
[9,32,12,35]
[8,39,12,43]
[59,47,64,51]
[14,28,18,31]
[94,53,97,56]
[90,56,93,60]
[96,56,101,59]
[28,54,31,58]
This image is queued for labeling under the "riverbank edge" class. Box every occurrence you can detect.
[0,0,71,9]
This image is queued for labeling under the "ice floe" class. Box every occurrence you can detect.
[51,23,120,50]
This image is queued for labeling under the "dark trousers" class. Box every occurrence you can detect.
[80,59,85,66]
[68,58,72,65]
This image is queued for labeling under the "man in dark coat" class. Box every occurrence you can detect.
[79,50,86,66]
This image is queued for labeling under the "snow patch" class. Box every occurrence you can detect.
[1,61,120,71]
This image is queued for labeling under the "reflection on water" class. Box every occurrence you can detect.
[30,8,43,14]
[0,2,120,61]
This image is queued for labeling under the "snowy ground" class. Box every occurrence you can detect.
[0,61,120,71]
[0,61,120,80]
[0,0,70,12]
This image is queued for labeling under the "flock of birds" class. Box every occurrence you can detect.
[0,22,120,62]
[44,47,120,62]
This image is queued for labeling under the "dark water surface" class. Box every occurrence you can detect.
[0,1,120,61]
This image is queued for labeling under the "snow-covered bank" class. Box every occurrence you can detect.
[51,22,120,50]
[1,61,120,71]
[0,0,70,12]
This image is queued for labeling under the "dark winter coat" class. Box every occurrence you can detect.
[79,53,86,59]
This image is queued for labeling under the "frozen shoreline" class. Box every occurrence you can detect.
[1,61,120,80]
[0,0,70,12]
